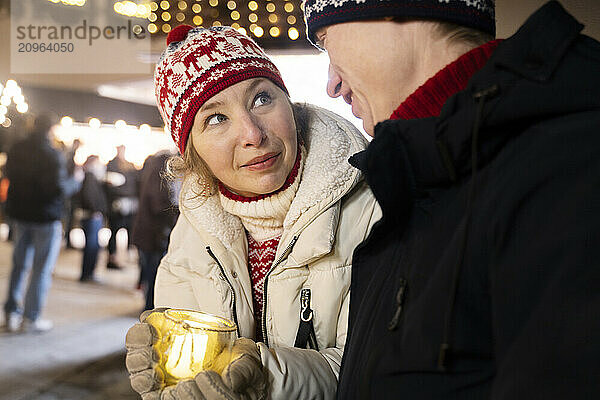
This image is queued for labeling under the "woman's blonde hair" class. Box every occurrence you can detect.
[165,102,310,199]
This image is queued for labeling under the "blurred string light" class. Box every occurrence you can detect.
[62,117,164,136]
[88,117,101,129]
[288,27,299,40]
[47,0,86,6]
[142,0,308,43]
[61,116,74,127]
[114,1,152,18]
[115,119,128,129]
[253,26,264,37]
[0,79,29,127]
[139,124,152,134]
[16,103,29,113]
[55,117,175,168]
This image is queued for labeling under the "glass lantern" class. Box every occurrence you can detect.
[145,309,237,386]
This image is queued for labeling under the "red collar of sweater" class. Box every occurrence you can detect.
[219,144,302,202]
[390,40,502,120]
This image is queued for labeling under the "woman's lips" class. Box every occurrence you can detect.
[242,152,280,171]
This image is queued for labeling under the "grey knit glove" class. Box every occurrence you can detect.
[125,308,168,397]
[193,337,267,400]
[126,310,267,400]
[150,337,267,400]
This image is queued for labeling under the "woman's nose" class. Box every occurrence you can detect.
[239,114,265,147]
[326,64,343,98]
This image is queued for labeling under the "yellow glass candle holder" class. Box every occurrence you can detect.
[145,309,237,386]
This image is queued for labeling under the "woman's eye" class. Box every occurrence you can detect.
[206,114,227,126]
[253,92,272,108]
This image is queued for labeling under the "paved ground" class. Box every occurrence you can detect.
[0,229,144,400]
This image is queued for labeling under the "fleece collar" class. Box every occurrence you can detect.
[179,104,367,250]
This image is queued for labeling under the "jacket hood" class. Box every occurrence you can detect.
[357,1,599,218]
[179,104,368,249]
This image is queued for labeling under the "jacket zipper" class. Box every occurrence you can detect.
[300,288,319,350]
[387,278,407,331]
[206,246,240,337]
[262,235,299,346]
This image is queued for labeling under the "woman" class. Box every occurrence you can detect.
[125,25,380,399]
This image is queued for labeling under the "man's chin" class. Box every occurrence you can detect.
[362,120,375,137]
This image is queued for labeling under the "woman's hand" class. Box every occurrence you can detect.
[193,337,268,400]
[125,308,169,397]
[126,310,268,399]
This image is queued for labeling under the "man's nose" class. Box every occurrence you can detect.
[326,64,343,98]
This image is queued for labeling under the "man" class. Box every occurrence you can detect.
[130,150,179,311]
[104,144,139,270]
[3,115,80,332]
[63,138,81,248]
[304,0,599,398]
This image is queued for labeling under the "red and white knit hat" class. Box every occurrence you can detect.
[154,25,288,154]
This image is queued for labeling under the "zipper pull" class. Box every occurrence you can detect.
[300,288,313,322]
[388,278,407,331]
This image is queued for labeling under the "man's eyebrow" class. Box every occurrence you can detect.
[315,30,326,47]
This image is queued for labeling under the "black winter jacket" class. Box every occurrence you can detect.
[76,172,108,216]
[6,132,80,223]
[338,2,600,399]
[130,152,178,253]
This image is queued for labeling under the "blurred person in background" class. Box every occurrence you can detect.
[0,161,9,229]
[2,114,80,333]
[63,138,81,248]
[104,144,139,270]
[124,25,380,399]
[75,155,108,283]
[131,150,179,311]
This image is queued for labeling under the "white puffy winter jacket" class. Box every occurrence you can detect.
[154,105,381,399]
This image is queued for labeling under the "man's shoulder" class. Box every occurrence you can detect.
[480,109,600,222]
[516,109,600,159]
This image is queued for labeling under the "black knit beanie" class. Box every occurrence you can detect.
[303,0,495,47]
